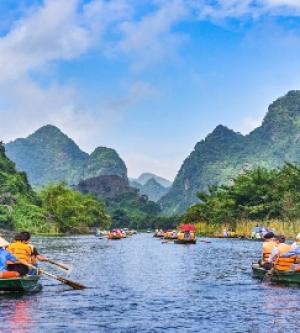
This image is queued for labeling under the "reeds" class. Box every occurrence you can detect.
[195,219,300,239]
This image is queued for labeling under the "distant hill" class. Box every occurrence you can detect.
[160,90,300,214]
[133,173,172,188]
[5,125,127,186]
[130,177,168,202]
[130,173,172,201]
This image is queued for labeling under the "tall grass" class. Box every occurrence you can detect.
[195,219,300,238]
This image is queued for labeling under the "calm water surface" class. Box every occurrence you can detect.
[1,234,300,333]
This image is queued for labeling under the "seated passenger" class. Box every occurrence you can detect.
[6,233,32,276]
[281,233,300,271]
[260,232,276,269]
[269,235,294,271]
[0,237,20,279]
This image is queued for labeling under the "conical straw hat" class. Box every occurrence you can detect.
[0,236,9,247]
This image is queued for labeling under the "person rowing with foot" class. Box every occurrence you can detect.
[0,237,21,279]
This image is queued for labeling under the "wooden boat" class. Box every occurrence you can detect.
[0,275,42,293]
[153,233,164,238]
[252,263,300,284]
[174,239,196,244]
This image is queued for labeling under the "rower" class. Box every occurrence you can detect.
[260,232,276,269]
[20,231,47,266]
[6,233,33,276]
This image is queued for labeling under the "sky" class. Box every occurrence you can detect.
[1,0,300,180]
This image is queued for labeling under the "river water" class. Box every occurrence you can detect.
[1,234,300,333]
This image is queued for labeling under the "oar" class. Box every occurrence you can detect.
[41,270,86,290]
[198,240,212,243]
[27,264,86,290]
[44,258,70,271]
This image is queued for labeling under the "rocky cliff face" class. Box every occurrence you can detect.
[77,175,134,199]
[160,91,300,215]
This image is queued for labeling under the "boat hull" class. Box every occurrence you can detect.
[0,275,41,292]
[174,239,196,244]
[252,264,300,284]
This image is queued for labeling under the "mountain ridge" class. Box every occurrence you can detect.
[160,90,300,214]
[5,125,127,186]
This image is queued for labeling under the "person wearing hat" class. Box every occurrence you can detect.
[260,232,276,269]
[0,237,20,279]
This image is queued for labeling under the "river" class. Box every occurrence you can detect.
[1,234,300,333]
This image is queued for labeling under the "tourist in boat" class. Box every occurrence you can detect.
[268,235,294,271]
[0,237,20,279]
[281,233,300,271]
[21,231,48,268]
[260,232,276,269]
[6,233,33,276]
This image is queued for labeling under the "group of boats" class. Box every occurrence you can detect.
[96,228,137,240]
[153,224,197,244]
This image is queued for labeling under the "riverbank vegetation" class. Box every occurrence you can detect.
[182,163,300,236]
[0,142,111,233]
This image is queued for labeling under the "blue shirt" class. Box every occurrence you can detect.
[0,247,17,272]
[282,247,300,257]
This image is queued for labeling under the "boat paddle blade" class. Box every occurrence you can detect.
[56,276,87,290]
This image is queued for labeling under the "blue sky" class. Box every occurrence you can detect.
[1,0,300,179]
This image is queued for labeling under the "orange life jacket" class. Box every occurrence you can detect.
[262,241,276,261]
[178,232,184,240]
[274,243,295,271]
[7,241,32,264]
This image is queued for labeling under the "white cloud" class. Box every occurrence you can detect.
[0,79,111,151]
[118,0,189,69]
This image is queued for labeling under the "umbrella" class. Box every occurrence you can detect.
[179,224,196,232]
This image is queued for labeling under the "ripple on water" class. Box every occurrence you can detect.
[1,235,300,333]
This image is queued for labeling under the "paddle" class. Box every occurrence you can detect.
[41,270,86,290]
[44,258,70,271]
[27,264,86,290]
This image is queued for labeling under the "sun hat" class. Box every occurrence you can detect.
[0,236,9,248]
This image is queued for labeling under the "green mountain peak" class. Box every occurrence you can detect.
[160,90,300,215]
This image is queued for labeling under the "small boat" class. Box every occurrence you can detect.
[252,263,300,284]
[0,275,42,293]
[174,239,196,244]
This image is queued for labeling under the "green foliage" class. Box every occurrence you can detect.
[39,183,111,233]
[106,191,162,229]
[183,163,300,225]
[0,142,47,232]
